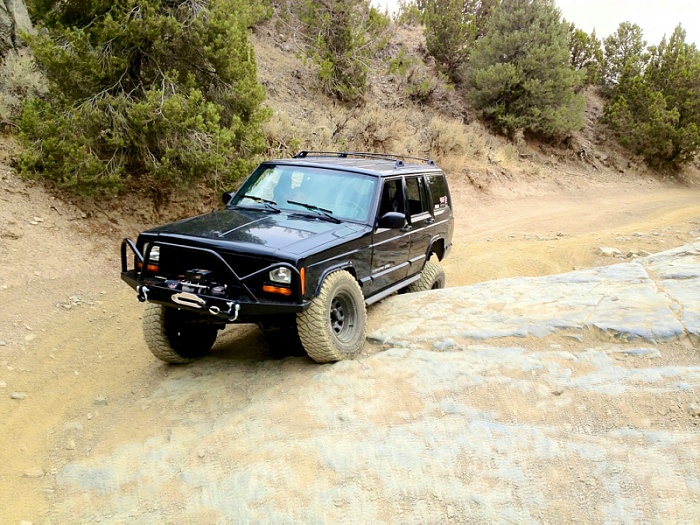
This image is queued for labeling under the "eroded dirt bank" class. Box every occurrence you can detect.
[1,168,699,523]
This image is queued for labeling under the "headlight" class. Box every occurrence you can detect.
[269,267,292,284]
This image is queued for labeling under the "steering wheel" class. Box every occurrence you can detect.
[338,201,365,219]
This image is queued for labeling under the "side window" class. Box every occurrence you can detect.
[379,179,404,216]
[426,174,449,213]
[405,176,429,216]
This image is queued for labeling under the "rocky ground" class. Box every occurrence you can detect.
[31,244,700,524]
[1,159,700,523]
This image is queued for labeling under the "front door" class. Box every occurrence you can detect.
[369,178,410,293]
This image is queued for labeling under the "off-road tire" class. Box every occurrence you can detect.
[407,261,445,292]
[143,303,219,364]
[297,270,367,363]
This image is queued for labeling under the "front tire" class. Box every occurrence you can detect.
[143,303,219,364]
[406,261,445,292]
[297,270,367,363]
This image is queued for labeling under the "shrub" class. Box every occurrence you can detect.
[388,48,445,104]
[0,49,47,129]
[346,103,406,151]
[394,0,424,25]
[427,115,471,159]
[297,0,390,102]
[467,0,585,139]
[20,0,270,196]
[604,26,700,170]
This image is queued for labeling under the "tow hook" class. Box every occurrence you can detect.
[227,303,240,322]
[137,285,150,302]
[208,302,239,321]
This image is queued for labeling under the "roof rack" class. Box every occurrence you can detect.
[293,150,436,168]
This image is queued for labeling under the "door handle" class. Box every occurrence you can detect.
[426,217,435,224]
[400,225,412,232]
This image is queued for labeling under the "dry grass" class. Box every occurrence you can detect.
[0,49,47,128]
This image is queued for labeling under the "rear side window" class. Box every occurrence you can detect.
[427,174,449,212]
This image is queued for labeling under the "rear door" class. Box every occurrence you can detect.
[405,174,435,275]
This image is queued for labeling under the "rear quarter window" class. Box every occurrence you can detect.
[427,174,450,212]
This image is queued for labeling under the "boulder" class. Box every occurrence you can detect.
[0,0,33,57]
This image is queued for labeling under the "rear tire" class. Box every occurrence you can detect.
[407,261,445,292]
[297,270,367,363]
[143,303,219,364]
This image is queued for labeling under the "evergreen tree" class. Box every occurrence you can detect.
[466,0,584,138]
[424,0,475,80]
[423,0,497,81]
[605,25,700,169]
[601,21,646,94]
[567,24,602,85]
[19,0,270,195]
[394,0,424,26]
[298,0,389,102]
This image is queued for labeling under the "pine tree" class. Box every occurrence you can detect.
[567,24,603,85]
[19,0,270,195]
[605,25,700,169]
[298,0,389,102]
[423,0,498,82]
[466,0,584,138]
[601,21,646,94]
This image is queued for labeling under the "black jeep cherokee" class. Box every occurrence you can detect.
[121,151,454,363]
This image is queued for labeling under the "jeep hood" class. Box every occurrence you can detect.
[144,209,364,256]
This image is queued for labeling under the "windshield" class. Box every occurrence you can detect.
[230,164,377,223]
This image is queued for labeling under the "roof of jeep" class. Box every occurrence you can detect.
[265,152,444,177]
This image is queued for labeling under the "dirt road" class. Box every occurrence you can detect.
[1,168,699,523]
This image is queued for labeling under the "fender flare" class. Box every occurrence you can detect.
[425,235,446,263]
[312,263,357,297]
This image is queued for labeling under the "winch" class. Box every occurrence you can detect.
[164,269,228,298]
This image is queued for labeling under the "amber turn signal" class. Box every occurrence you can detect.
[136,261,159,273]
[262,284,292,296]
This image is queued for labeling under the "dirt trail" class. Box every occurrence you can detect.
[445,179,700,285]
[1,167,699,522]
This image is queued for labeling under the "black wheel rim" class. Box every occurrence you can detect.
[330,291,356,342]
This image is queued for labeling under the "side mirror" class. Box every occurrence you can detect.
[378,211,405,229]
[222,192,234,205]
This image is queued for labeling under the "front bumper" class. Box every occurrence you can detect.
[121,239,308,322]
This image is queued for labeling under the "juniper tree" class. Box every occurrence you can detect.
[423,0,498,82]
[567,24,603,85]
[297,0,389,102]
[601,21,646,94]
[466,0,584,138]
[20,0,270,195]
[605,25,700,169]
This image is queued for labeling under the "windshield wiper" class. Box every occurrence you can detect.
[238,194,280,213]
[287,200,341,223]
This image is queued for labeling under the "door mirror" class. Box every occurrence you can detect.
[378,211,405,229]
[222,191,234,205]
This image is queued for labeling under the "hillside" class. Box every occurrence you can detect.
[252,18,698,197]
